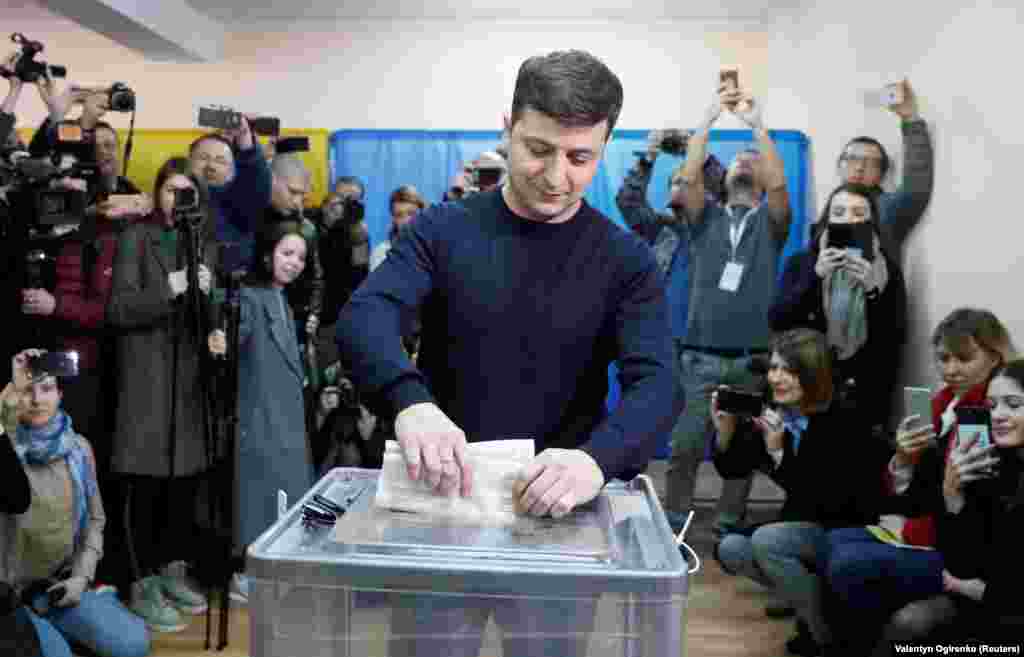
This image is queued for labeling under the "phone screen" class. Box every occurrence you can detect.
[955,405,991,449]
[903,386,932,427]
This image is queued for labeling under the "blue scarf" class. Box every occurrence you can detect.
[14,410,96,550]
[781,408,809,454]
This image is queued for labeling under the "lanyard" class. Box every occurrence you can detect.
[727,204,758,261]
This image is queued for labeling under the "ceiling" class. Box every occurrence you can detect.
[184,0,802,24]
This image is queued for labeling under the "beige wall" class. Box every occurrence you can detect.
[8,1,1021,393]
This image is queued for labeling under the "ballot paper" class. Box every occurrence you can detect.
[374,439,535,524]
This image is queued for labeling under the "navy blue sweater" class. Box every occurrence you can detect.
[336,190,683,481]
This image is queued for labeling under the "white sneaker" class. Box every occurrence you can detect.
[230,573,250,605]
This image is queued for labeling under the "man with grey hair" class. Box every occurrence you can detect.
[265,154,323,368]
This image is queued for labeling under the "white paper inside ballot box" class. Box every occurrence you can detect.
[375,439,535,524]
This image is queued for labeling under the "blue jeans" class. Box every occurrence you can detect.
[665,347,757,527]
[826,527,944,642]
[19,590,150,657]
[719,522,830,644]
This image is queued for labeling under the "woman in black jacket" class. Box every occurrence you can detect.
[769,183,907,433]
[935,358,1024,642]
[712,328,889,656]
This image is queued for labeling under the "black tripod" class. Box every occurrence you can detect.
[205,267,244,651]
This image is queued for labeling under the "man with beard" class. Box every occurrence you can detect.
[668,83,791,540]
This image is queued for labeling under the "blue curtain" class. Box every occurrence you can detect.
[330,129,810,458]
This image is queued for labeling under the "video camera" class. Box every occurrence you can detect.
[0,122,100,230]
[0,33,66,84]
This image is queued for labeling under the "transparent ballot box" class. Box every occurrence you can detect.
[247,468,689,657]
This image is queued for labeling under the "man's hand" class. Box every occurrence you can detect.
[943,432,999,513]
[394,402,472,496]
[48,576,88,608]
[888,79,920,121]
[306,313,319,336]
[196,264,212,295]
[893,415,937,467]
[12,348,44,392]
[645,129,664,161]
[168,270,188,297]
[734,95,764,131]
[222,115,255,151]
[698,89,726,133]
[208,329,227,356]
[21,288,56,316]
[814,247,847,280]
[514,448,604,519]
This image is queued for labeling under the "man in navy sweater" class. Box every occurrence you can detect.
[337,50,682,521]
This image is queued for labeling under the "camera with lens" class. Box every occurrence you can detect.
[659,129,691,157]
[171,186,203,227]
[107,82,135,113]
[0,33,67,84]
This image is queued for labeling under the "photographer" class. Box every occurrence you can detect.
[711,329,887,656]
[188,116,271,273]
[615,129,726,531]
[1,54,25,147]
[28,72,115,159]
[107,157,217,633]
[0,349,149,657]
[668,82,791,540]
[313,191,369,367]
[443,151,507,202]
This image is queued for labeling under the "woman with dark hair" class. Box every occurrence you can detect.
[769,182,908,432]
[935,359,1024,641]
[712,328,887,657]
[825,308,1014,655]
[209,220,313,603]
[107,157,217,633]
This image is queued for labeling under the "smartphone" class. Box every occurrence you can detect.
[861,83,904,108]
[955,405,992,450]
[173,187,197,209]
[717,386,765,417]
[720,68,740,110]
[249,116,281,137]
[197,105,242,130]
[903,386,932,429]
[27,351,80,379]
[827,222,875,262]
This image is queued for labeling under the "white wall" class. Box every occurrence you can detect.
[6,3,768,130]
[8,0,1023,390]
[763,0,1024,389]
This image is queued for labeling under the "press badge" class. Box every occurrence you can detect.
[719,261,745,292]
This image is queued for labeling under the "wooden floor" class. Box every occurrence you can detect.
[151,465,794,657]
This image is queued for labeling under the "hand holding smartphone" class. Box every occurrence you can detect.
[719,68,740,111]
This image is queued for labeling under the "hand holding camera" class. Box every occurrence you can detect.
[752,406,786,451]
[815,247,847,279]
[943,431,1000,513]
[208,329,227,357]
[893,414,937,466]
[12,348,45,392]
[21,287,55,316]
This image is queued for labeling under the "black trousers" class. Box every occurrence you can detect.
[121,474,201,581]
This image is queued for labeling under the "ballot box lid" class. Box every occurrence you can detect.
[246,468,688,597]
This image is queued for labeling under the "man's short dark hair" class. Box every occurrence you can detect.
[510,50,623,140]
[839,136,891,179]
[334,175,365,200]
[188,133,234,156]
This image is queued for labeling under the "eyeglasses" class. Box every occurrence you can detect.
[840,154,884,168]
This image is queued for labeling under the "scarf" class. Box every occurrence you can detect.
[14,410,96,550]
[780,407,809,454]
[819,229,889,360]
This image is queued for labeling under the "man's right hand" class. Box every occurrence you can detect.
[394,402,472,497]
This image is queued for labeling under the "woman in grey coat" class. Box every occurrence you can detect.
[210,221,313,601]
[107,157,217,632]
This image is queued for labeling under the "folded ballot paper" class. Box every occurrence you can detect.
[374,439,535,525]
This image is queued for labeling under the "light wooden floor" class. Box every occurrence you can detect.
[151,464,793,657]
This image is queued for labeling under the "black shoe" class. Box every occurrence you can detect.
[786,619,818,656]
[766,602,796,618]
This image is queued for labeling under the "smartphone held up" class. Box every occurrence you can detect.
[719,68,740,111]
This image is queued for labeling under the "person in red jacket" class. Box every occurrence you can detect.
[824,308,1014,655]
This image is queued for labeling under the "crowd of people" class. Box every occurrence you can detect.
[1,41,1020,657]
